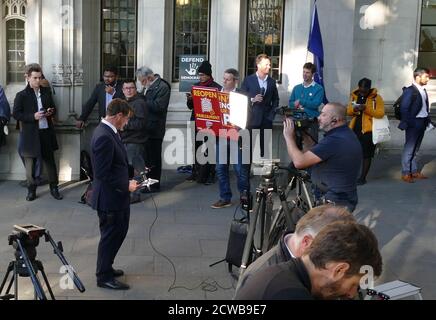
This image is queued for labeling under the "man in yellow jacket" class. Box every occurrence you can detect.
[347,78,384,185]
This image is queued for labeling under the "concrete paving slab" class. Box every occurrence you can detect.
[1,152,436,300]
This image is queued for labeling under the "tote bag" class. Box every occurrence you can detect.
[372,116,391,144]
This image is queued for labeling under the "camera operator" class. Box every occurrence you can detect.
[234,221,382,300]
[283,103,362,212]
[235,204,355,294]
[289,63,324,151]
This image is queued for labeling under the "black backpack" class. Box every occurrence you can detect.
[392,86,419,120]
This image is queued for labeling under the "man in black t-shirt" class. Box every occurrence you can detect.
[283,103,362,212]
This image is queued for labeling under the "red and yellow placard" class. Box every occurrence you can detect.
[192,86,238,139]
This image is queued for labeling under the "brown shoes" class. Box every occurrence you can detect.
[401,175,415,183]
[412,172,428,180]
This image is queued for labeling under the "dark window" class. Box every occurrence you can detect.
[246,0,284,80]
[6,19,25,83]
[173,0,210,81]
[418,0,436,78]
[101,0,137,80]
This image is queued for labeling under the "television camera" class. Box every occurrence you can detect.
[276,106,317,150]
[0,224,85,300]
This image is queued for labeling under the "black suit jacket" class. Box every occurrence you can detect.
[398,85,429,130]
[12,85,58,158]
[91,122,130,211]
[79,82,125,121]
[241,74,279,129]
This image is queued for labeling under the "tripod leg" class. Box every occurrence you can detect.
[300,180,313,210]
[0,262,14,295]
[262,193,273,253]
[209,258,226,267]
[36,261,55,300]
[239,191,263,274]
[255,195,266,256]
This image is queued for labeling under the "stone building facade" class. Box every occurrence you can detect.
[0,0,435,180]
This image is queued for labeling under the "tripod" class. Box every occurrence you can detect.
[0,224,85,300]
[239,161,314,275]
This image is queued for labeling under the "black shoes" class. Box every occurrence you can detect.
[112,268,124,278]
[26,186,37,201]
[50,186,63,200]
[97,279,130,290]
[356,178,367,186]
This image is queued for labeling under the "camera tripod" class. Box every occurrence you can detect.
[0,225,85,300]
[239,161,314,275]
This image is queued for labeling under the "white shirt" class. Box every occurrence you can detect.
[101,119,117,135]
[256,72,268,95]
[303,81,316,89]
[35,89,48,129]
[413,81,429,118]
[283,233,296,258]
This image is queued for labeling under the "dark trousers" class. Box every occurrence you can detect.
[145,138,163,186]
[24,129,58,188]
[96,208,130,282]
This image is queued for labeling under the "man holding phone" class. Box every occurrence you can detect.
[13,64,63,201]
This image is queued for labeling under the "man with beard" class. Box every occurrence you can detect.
[234,221,382,300]
[283,103,362,212]
[76,65,124,129]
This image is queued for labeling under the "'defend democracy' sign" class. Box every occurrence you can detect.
[179,55,206,92]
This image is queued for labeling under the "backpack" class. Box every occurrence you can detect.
[392,86,419,120]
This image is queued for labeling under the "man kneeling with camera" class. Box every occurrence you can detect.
[283,103,362,212]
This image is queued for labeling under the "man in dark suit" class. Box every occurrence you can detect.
[91,98,138,290]
[12,64,62,201]
[398,67,431,183]
[76,65,124,129]
[241,54,279,157]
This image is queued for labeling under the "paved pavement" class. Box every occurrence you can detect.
[0,151,435,300]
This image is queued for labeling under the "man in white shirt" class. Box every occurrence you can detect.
[398,67,431,183]
[12,64,62,201]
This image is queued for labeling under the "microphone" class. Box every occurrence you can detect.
[260,87,265,96]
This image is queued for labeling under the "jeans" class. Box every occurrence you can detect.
[216,138,250,201]
[401,118,427,175]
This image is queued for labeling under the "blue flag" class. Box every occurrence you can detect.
[308,0,328,103]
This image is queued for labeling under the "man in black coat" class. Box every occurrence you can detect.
[136,66,171,191]
[12,64,63,201]
[91,98,138,290]
[76,65,124,129]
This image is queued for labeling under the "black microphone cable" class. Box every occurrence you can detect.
[145,193,237,294]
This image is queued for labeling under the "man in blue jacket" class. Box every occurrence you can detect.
[241,54,279,157]
[398,67,431,183]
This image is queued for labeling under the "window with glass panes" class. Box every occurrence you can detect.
[101,0,137,80]
[419,0,436,78]
[6,18,25,83]
[246,0,284,80]
[173,0,210,81]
